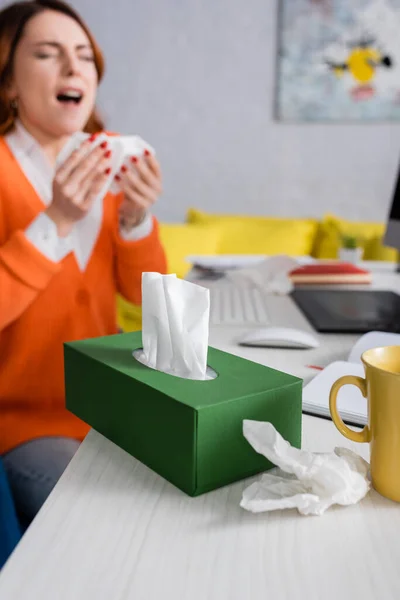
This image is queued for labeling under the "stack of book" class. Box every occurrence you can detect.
[289,262,371,285]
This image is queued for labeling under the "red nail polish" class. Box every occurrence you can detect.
[104,167,111,175]
[115,174,121,181]
[104,150,112,158]
[121,165,127,173]
[100,141,108,149]
[144,149,150,157]
[131,156,138,163]
[89,134,96,142]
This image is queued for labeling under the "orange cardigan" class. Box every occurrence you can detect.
[0,137,167,454]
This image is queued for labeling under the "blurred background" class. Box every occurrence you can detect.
[2,0,399,223]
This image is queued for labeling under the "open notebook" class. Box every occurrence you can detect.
[303,331,400,426]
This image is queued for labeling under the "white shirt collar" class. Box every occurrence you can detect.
[4,120,103,271]
[5,120,54,206]
[12,119,45,156]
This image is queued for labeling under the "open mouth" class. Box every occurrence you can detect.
[56,89,83,105]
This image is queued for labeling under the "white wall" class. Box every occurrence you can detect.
[48,1,400,221]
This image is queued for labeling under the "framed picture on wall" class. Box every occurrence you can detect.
[276,0,400,121]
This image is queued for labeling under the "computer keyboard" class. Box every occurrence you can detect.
[209,284,270,326]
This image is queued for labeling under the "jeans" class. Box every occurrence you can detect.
[2,437,80,527]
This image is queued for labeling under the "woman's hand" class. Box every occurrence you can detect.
[46,138,112,237]
[116,151,162,232]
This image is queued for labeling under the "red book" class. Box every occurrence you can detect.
[289,262,372,285]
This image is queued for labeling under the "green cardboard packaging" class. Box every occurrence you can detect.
[65,331,302,496]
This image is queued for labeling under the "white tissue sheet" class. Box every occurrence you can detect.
[226,255,298,295]
[241,421,370,516]
[56,131,155,195]
[135,273,210,380]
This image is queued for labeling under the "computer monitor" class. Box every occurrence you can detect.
[384,165,400,250]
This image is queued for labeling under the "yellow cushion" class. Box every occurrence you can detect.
[366,235,399,261]
[186,208,318,256]
[117,294,142,333]
[159,222,221,279]
[116,222,221,333]
[314,214,398,261]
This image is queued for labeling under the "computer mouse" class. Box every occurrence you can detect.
[238,327,320,350]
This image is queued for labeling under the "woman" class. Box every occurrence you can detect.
[0,0,167,525]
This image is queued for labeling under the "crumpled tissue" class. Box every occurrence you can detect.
[240,420,370,516]
[133,272,212,380]
[226,256,298,295]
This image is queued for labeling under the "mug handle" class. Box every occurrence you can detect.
[329,375,371,443]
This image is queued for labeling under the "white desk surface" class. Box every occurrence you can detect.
[1,267,400,600]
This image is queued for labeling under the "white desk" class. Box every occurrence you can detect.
[207,267,400,384]
[1,269,400,600]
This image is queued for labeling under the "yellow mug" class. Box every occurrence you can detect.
[329,345,400,502]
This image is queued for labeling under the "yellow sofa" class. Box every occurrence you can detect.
[117,209,398,332]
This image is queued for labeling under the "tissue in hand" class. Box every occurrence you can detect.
[241,421,370,516]
[134,273,210,380]
[56,131,155,195]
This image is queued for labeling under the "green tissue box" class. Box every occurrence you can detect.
[65,331,302,496]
